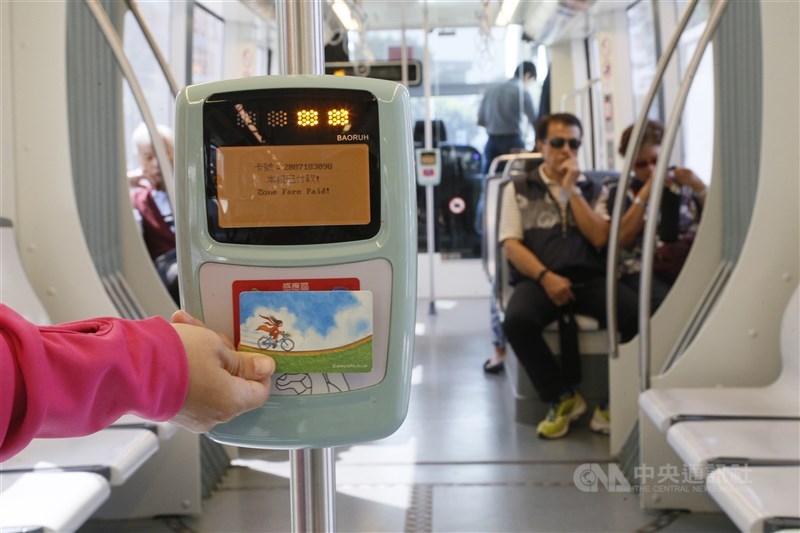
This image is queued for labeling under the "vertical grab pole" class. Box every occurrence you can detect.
[275,1,337,532]
[422,0,437,315]
[638,0,729,390]
[605,0,699,361]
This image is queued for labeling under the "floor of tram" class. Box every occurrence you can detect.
[81,297,737,532]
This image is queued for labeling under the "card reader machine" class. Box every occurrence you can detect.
[415,148,441,186]
[175,75,416,449]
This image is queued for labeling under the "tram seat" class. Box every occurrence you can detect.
[705,466,800,532]
[485,170,619,425]
[639,284,800,433]
[0,217,185,530]
[639,286,800,530]
[0,472,110,532]
[413,119,447,148]
[1,430,160,486]
[666,420,800,480]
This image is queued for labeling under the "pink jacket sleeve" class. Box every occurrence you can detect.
[0,305,188,461]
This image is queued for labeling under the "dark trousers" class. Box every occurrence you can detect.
[483,134,525,174]
[620,272,672,313]
[502,276,639,403]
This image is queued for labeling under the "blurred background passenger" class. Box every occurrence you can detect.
[478,61,538,374]
[611,120,707,311]
[129,123,179,305]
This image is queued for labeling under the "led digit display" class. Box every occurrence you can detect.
[297,109,319,127]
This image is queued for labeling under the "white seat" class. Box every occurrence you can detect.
[0,471,110,532]
[667,420,800,479]
[0,218,51,325]
[111,414,179,441]
[1,429,159,486]
[706,466,800,532]
[640,285,800,433]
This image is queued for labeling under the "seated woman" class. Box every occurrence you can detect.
[611,120,707,311]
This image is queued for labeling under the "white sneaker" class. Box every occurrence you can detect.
[590,405,610,435]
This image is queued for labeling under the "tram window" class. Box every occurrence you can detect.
[678,6,714,185]
[122,4,174,176]
[191,3,225,84]
[626,0,660,121]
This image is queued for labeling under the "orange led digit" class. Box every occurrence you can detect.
[297,109,319,127]
[327,109,350,126]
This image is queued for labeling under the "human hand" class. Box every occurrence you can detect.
[634,178,654,204]
[168,310,275,432]
[671,167,699,187]
[560,156,581,189]
[541,272,574,307]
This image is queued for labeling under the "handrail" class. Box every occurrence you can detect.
[638,0,730,391]
[605,0,699,360]
[83,0,175,206]
[124,0,179,97]
[559,78,601,112]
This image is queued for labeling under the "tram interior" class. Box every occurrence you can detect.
[1,0,798,532]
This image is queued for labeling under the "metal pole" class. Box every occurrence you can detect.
[276,0,324,75]
[638,0,729,391]
[422,1,436,315]
[276,1,336,531]
[605,0,699,360]
[290,448,337,532]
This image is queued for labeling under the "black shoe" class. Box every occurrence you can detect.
[483,359,504,374]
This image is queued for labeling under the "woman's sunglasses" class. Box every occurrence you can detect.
[546,137,582,150]
[634,158,658,169]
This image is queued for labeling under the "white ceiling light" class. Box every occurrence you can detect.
[495,0,520,26]
[331,0,361,31]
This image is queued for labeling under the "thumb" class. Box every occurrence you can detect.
[227,354,275,412]
[234,352,276,381]
[171,309,205,327]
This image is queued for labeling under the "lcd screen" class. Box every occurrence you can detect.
[420,152,437,165]
[216,144,369,228]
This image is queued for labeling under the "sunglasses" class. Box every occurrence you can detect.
[546,137,582,150]
[634,158,658,169]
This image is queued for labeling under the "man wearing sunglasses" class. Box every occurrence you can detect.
[498,113,639,439]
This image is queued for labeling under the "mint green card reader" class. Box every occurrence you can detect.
[174,75,417,449]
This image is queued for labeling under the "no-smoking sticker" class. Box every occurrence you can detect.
[449,196,466,215]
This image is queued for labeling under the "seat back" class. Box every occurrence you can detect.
[0,217,51,325]
[413,119,447,148]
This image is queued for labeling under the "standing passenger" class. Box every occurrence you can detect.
[478,61,538,374]
[477,61,538,173]
[499,113,639,439]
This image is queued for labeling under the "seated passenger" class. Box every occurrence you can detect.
[499,113,638,439]
[611,120,706,311]
[129,123,179,305]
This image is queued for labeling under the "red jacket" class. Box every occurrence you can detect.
[0,305,188,461]
[131,184,176,260]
